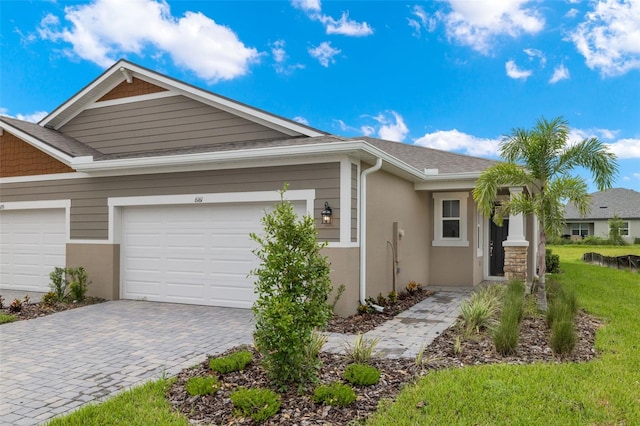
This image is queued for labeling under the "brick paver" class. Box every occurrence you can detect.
[0,287,473,425]
[0,300,254,426]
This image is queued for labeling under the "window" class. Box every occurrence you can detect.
[571,223,590,237]
[433,192,469,247]
[620,222,629,236]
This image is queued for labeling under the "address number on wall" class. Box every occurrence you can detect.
[194,196,203,203]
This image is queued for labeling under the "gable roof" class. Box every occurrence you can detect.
[565,188,640,220]
[39,59,327,138]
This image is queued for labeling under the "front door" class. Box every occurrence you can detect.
[489,218,509,276]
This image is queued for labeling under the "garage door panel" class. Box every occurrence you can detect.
[0,208,66,292]
[121,201,305,308]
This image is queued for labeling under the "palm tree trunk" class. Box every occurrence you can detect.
[537,224,548,311]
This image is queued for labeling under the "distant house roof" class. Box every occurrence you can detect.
[565,188,640,220]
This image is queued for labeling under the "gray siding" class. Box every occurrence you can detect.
[59,95,291,154]
[0,163,340,241]
[351,163,358,242]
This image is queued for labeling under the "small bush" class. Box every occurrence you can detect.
[459,286,502,335]
[8,298,23,313]
[545,249,560,273]
[49,267,70,301]
[344,363,381,386]
[209,350,253,374]
[344,334,379,364]
[546,285,578,327]
[387,291,398,304]
[304,331,328,362]
[376,293,387,306]
[185,376,220,396]
[493,313,520,355]
[41,292,58,306]
[0,313,17,324]
[313,382,357,406]
[68,267,91,302]
[230,387,281,422]
[406,281,421,294]
[550,320,577,355]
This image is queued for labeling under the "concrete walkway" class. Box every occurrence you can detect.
[0,288,472,425]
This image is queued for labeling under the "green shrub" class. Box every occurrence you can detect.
[185,376,220,396]
[388,291,398,304]
[550,320,577,355]
[41,291,58,306]
[344,363,381,386]
[313,382,357,406]
[230,387,281,422]
[344,334,379,364]
[8,298,22,313]
[493,312,520,355]
[304,331,328,362]
[68,267,91,302]
[250,186,333,389]
[209,350,253,374]
[459,286,502,335]
[49,267,70,301]
[545,249,560,273]
[546,285,578,327]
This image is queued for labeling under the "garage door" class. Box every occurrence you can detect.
[121,201,306,308]
[0,209,67,292]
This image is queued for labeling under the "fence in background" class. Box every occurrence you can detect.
[582,252,640,273]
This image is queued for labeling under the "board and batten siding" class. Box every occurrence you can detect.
[59,95,291,155]
[0,163,341,241]
[351,163,358,242]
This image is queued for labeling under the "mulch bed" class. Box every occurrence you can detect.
[168,310,600,425]
[0,296,106,322]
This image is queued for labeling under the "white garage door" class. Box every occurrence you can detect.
[0,209,67,292]
[121,201,305,308]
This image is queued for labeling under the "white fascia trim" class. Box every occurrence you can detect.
[415,176,479,191]
[0,172,90,184]
[339,158,352,244]
[67,239,113,245]
[84,91,178,109]
[326,242,360,248]
[0,200,71,242]
[0,122,75,165]
[107,189,315,243]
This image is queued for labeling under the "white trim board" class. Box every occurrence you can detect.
[84,91,178,109]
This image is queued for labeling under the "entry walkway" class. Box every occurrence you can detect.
[0,287,472,425]
[324,287,473,358]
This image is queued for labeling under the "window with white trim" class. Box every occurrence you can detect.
[571,223,590,237]
[620,222,629,236]
[433,192,469,247]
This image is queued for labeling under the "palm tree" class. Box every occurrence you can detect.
[473,116,618,310]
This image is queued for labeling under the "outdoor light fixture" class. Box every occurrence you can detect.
[321,202,333,224]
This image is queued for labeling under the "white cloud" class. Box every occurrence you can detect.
[606,138,640,159]
[523,48,546,67]
[308,41,340,67]
[291,0,321,12]
[505,60,532,80]
[0,108,48,123]
[293,116,309,125]
[360,125,375,137]
[437,0,545,53]
[317,12,374,36]
[565,8,580,18]
[549,63,570,83]
[373,111,409,142]
[270,40,304,75]
[37,0,260,83]
[568,0,640,77]
[407,5,436,38]
[292,1,373,37]
[413,129,501,157]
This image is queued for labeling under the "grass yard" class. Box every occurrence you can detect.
[369,244,640,425]
[47,245,640,425]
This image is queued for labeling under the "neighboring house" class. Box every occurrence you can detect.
[0,60,536,316]
[564,188,640,244]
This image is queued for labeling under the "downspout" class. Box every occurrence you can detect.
[360,157,383,306]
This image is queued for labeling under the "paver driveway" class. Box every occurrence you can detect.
[0,300,254,425]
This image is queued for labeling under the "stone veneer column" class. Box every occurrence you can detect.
[503,187,529,282]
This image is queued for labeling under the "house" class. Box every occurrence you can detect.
[564,188,640,244]
[0,60,537,316]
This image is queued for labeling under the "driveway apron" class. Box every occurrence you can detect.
[0,300,254,426]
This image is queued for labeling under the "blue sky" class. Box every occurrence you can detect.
[1,0,639,191]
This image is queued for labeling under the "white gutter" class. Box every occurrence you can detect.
[359,157,383,305]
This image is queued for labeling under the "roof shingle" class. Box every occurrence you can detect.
[565,188,640,220]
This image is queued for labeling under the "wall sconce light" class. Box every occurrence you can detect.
[321,202,333,224]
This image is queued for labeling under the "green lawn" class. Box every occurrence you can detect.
[48,245,640,425]
[368,244,640,425]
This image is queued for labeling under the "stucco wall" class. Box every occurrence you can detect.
[365,170,430,298]
[66,243,120,300]
[323,247,360,317]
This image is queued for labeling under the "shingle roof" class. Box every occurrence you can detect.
[361,137,499,174]
[565,188,640,220]
[1,116,101,158]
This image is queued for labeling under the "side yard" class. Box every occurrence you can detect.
[369,244,640,425]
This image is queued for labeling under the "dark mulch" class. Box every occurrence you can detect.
[326,288,434,334]
[168,310,600,425]
[0,296,106,322]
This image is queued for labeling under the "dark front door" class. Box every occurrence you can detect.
[489,218,509,276]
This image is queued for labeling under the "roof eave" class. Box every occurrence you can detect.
[0,119,79,166]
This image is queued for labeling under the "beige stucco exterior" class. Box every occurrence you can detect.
[322,247,360,317]
[66,243,120,300]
